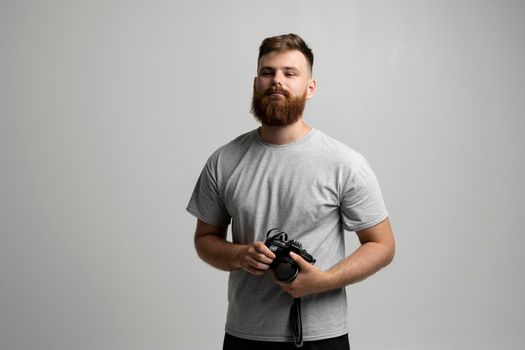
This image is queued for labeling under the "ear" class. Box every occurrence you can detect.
[306,79,317,100]
[253,76,257,92]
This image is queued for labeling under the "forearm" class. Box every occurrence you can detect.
[193,219,276,275]
[277,238,395,299]
[195,234,246,271]
[325,240,395,290]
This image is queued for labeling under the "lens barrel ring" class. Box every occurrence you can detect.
[275,256,299,282]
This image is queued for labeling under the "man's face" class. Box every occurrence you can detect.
[251,50,316,126]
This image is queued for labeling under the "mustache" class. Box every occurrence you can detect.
[263,87,290,97]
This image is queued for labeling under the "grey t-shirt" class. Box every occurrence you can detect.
[187,128,388,341]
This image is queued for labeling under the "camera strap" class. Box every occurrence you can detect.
[289,297,303,348]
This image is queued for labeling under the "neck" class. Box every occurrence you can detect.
[258,118,312,145]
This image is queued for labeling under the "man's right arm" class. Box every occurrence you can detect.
[193,219,275,275]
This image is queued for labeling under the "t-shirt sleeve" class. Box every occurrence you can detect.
[340,159,388,232]
[186,155,231,227]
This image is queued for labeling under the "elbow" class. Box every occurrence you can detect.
[194,235,208,262]
[383,237,396,267]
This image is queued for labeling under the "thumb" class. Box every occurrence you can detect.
[289,251,312,270]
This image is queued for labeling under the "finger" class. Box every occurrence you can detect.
[245,252,273,269]
[248,246,274,265]
[254,252,274,265]
[289,252,311,270]
[248,258,271,271]
[243,256,269,273]
[253,242,276,259]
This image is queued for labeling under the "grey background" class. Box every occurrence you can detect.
[1,0,524,349]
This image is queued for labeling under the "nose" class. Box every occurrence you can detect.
[272,71,284,86]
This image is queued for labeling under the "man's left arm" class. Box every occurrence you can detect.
[276,218,395,298]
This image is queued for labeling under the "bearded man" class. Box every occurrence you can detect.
[187,33,395,350]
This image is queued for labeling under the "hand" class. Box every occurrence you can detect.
[237,242,275,276]
[274,252,331,298]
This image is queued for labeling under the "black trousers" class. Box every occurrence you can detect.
[223,333,350,350]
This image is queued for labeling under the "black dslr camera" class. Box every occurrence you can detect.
[264,228,316,282]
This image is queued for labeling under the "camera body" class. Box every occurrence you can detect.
[264,229,316,282]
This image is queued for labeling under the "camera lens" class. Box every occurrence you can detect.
[275,257,299,282]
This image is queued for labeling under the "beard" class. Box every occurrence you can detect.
[251,87,307,127]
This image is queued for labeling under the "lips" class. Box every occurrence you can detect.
[266,89,288,97]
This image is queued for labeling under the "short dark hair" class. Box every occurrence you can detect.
[257,33,314,72]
